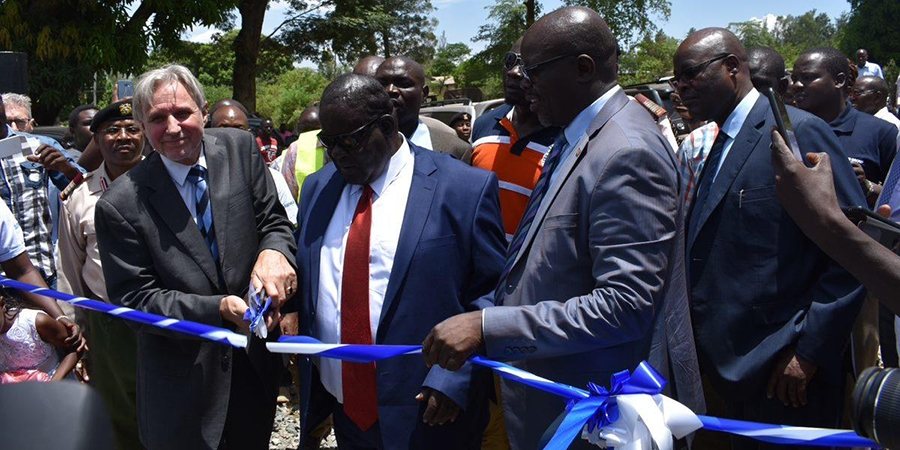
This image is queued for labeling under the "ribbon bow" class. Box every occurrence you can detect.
[544,361,672,449]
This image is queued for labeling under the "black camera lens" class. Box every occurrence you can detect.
[852,367,900,447]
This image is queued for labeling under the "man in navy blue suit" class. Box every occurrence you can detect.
[292,74,506,450]
[673,29,867,450]
[792,47,898,207]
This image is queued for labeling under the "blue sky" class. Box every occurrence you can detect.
[188,0,851,54]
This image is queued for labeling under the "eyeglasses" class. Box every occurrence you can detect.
[670,53,732,87]
[103,125,142,137]
[850,88,879,98]
[521,54,578,81]
[5,118,31,129]
[504,52,523,71]
[318,115,388,152]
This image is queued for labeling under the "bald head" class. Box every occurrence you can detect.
[295,105,320,133]
[353,56,386,77]
[522,6,618,83]
[748,47,787,95]
[851,76,889,115]
[210,105,249,130]
[673,28,752,125]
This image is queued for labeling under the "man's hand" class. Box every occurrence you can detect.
[415,388,460,426]
[422,311,483,371]
[766,350,817,407]
[27,144,80,180]
[280,311,299,336]
[58,316,88,353]
[770,129,845,239]
[851,161,866,184]
[250,249,297,308]
[220,295,250,332]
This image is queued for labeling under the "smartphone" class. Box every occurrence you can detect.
[845,205,900,251]
[765,87,803,161]
[117,79,134,99]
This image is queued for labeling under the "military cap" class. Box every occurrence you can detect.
[90,99,135,132]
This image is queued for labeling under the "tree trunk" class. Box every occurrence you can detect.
[232,0,269,113]
[525,0,536,27]
[381,28,392,58]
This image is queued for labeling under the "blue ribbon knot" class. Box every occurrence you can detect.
[545,361,667,450]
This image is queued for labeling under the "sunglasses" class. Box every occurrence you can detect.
[670,53,732,87]
[521,54,578,81]
[504,52,523,70]
[318,115,389,152]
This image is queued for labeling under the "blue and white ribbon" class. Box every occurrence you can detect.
[0,275,880,449]
[265,337,880,450]
[0,275,248,348]
[243,282,271,339]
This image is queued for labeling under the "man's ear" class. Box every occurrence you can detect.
[834,72,847,90]
[201,102,210,124]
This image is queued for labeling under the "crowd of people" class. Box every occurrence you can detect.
[2,4,900,450]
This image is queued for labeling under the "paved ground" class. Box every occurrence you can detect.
[269,397,337,449]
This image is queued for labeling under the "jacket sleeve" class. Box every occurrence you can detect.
[483,141,678,359]
[792,116,867,369]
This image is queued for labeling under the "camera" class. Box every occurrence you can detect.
[852,366,900,447]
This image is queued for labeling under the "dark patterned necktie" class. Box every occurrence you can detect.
[688,131,728,229]
[186,165,219,261]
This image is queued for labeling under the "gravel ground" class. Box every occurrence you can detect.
[269,401,337,450]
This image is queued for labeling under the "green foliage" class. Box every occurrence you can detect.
[461,0,534,98]
[430,42,472,77]
[728,10,842,67]
[280,0,437,66]
[565,0,672,47]
[838,0,900,72]
[255,68,329,126]
[0,0,236,123]
[144,29,294,89]
[618,31,679,85]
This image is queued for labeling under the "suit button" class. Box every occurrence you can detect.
[222,354,230,371]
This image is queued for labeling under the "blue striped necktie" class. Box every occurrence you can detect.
[494,133,568,301]
[187,165,219,261]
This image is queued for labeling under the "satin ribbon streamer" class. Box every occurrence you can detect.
[0,275,247,348]
[0,276,879,449]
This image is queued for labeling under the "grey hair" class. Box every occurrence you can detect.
[132,64,207,123]
[1,93,32,118]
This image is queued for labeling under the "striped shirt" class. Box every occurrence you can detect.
[471,104,561,241]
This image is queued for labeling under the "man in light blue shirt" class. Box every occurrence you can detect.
[856,48,884,79]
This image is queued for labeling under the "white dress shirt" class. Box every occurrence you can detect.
[316,138,415,402]
[408,120,433,150]
[712,88,760,181]
[160,146,208,224]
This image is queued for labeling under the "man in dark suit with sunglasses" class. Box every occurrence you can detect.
[673,29,866,449]
[292,73,506,450]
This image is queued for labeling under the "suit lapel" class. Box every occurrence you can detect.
[205,135,231,268]
[306,170,346,318]
[510,90,629,267]
[145,152,222,287]
[377,147,436,339]
[688,97,767,249]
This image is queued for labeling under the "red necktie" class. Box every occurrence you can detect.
[341,185,378,431]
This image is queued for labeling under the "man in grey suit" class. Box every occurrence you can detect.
[424,7,702,450]
[374,56,473,164]
[95,64,297,450]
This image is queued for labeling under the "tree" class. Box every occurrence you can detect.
[255,68,329,127]
[279,0,437,67]
[462,0,535,97]
[838,0,900,70]
[430,39,472,77]
[0,0,236,123]
[618,31,679,85]
[729,10,842,67]
[145,29,294,109]
[565,0,672,47]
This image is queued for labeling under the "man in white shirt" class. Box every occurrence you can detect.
[293,73,506,450]
[856,48,884,79]
[852,75,900,132]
